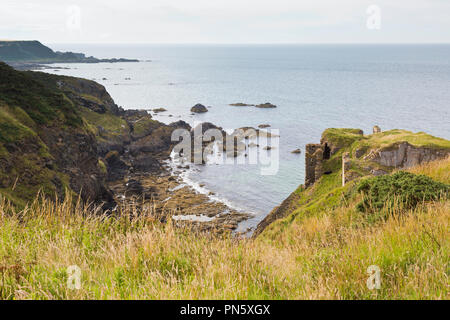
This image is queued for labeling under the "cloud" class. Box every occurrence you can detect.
[0,0,449,43]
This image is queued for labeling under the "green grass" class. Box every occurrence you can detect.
[321,128,364,149]
[132,117,159,139]
[0,62,83,127]
[0,107,37,144]
[351,130,450,158]
[98,160,107,175]
[80,107,129,140]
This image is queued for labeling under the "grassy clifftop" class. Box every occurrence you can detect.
[257,128,449,239]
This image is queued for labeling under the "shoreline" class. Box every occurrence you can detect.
[108,156,253,234]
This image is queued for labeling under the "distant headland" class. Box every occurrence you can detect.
[0,40,139,70]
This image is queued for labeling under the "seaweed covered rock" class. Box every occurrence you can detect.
[255,102,277,109]
[190,104,208,113]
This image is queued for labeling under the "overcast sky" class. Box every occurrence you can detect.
[1,0,449,44]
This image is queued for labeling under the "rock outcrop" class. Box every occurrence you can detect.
[191,104,208,113]
[0,62,189,210]
[229,103,255,107]
[0,62,116,209]
[364,142,449,169]
[255,102,277,109]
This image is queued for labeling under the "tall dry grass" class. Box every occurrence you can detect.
[0,193,448,300]
[0,158,448,300]
[406,156,450,184]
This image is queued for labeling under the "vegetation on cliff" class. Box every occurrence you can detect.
[0,62,90,207]
[0,62,193,218]
[357,171,448,215]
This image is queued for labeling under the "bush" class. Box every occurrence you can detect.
[357,171,449,213]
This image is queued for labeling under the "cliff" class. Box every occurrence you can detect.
[0,62,186,209]
[0,40,138,69]
[254,127,450,237]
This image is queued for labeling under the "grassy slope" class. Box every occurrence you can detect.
[0,63,86,207]
[0,157,448,299]
[0,62,135,206]
[323,128,450,151]
[261,129,450,239]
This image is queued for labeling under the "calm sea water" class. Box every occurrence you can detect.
[46,44,450,229]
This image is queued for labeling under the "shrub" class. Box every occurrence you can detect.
[356,171,449,213]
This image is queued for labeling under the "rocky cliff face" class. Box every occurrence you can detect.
[0,62,111,207]
[364,142,450,169]
[0,62,188,209]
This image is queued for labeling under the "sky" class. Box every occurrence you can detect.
[1,0,449,44]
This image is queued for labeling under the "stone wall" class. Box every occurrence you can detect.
[305,144,324,188]
[342,152,351,186]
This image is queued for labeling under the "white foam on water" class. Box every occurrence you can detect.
[167,150,254,216]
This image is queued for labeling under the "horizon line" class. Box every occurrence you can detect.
[44,41,450,46]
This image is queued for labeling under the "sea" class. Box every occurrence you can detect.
[45,44,450,230]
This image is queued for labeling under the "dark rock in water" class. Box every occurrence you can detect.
[190,104,208,113]
[229,103,254,107]
[153,107,167,113]
[124,109,150,118]
[291,149,301,154]
[258,124,271,128]
[255,102,277,109]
